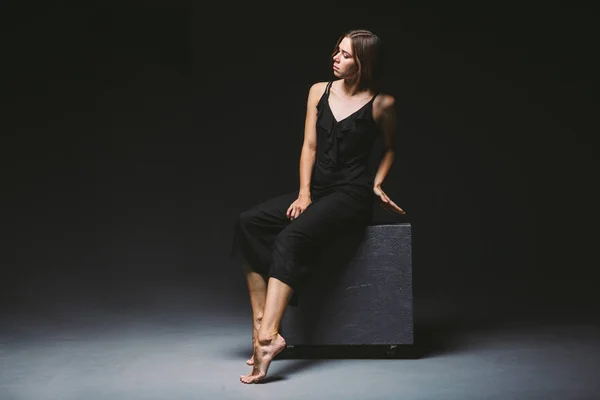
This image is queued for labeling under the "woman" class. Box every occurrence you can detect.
[232,29,406,384]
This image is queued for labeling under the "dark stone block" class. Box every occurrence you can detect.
[280,223,413,350]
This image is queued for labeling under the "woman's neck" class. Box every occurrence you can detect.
[341,77,368,97]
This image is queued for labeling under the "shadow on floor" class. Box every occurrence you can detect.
[414,317,484,358]
[273,315,496,361]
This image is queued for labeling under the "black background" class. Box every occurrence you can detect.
[2,3,597,321]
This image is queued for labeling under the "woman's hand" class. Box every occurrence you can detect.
[286,194,312,220]
[373,185,406,215]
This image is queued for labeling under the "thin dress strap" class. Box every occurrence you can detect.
[325,81,333,94]
[370,91,379,103]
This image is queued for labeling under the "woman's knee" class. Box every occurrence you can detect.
[272,230,292,259]
[270,233,309,287]
[273,228,312,259]
[236,208,258,231]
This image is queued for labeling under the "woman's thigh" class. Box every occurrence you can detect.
[239,190,298,230]
[277,190,371,248]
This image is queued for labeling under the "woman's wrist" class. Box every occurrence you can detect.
[299,185,311,197]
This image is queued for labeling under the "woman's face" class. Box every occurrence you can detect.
[332,36,356,78]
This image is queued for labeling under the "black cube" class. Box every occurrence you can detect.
[280,223,413,350]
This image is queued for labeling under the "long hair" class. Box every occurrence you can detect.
[331,29,383,92]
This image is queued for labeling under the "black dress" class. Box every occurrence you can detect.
[232,81,383,305]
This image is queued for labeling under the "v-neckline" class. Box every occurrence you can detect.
[326,90,376,124]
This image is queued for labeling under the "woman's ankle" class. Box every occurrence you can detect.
[253,315,263,331]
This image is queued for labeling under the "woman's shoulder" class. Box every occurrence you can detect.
[306,81,331,105]
[374,92,395,109]
[372,92,396,122]
[309,81,330,95]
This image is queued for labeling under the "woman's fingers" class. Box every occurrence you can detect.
[288,202,298,219]
[289,206,298,220]
[381,203,397,214]
[380,192,404,213]
[380,202,393,212]
[380,201,406,215]
[374,187,406,215]
[290,206,307,220]
[391,204,405,214]
[288,201,312,221]
[378,190,391,204]
[387,198,404,213]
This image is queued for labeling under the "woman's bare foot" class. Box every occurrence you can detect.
[240,332,286,384]
[246,324,260,365]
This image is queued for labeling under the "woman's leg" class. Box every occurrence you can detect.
[243,264,267,365]
[259,277,294,340]
[233,191,299,365]
[240,277,292,384]
[240,190,371,384]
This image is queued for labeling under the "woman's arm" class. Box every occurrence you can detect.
[373,95,397,188]
[298,82,326,198]
[287,82,326,220]
[373,95,405,214]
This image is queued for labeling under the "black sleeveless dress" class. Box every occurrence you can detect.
[232,81,383,305]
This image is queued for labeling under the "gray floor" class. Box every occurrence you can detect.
[1,291,599,400]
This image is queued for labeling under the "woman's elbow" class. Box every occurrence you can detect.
[304,141,317,153]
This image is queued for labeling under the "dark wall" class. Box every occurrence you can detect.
[2,4,596,316]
